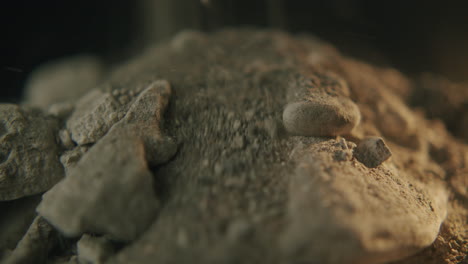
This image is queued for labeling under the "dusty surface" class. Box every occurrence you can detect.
[0,29,467,264]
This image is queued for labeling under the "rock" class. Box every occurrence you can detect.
[38,80,177,241]
[0,104,63,201]
[77,234,115,264]
[115,80,177,166]
[4,216,59,264]
[23,55,104,109]
[280,140,448,264]
[37,131,159,241]
[66,90,123,145]
[282,95,361,137]
[354,137,392,168]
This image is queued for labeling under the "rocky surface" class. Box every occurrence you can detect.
[0,29,467,264]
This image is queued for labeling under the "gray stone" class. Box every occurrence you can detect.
[115,80,177,166]
[23,55,103,109]
[0,104,63,201]
[37,132,159,241]
[66,90,123,145]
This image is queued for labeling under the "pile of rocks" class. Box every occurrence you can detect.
[0,30,466,264]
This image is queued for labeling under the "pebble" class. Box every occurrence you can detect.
[354,137,392,168]
[282,95,361,137]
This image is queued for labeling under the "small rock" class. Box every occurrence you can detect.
[77,234,115,264]
[4,216,59,264]
[38,131,160,241]
[23,55,103,109]
[66,90,122,145]
[119,81,177,166]
[354,137,392,168]
[282,95,361,137]
[0,104,63,201]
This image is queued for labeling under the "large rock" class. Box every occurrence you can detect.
[37,130,159,241]
[280,139,448,264]
[38,82,177,241]
[0,105,63,201]
[66,89,124,145]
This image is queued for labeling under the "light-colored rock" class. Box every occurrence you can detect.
[23,55,103,109]
[4,216,59,264]
[77,234,115,264]
[38,81,177,241]
[37,132,159,241]
[280,139,448,264]
[0,104,63,201]
[282,95,361,136]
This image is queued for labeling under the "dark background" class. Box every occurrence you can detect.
[2,0,468,103]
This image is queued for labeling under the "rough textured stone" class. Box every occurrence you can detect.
[37,132,159,241]
[0,104,63,201]
[38,82,176,241]
[280,139,448,264]
[354,137,392,168]
[118,81,177,166]
[66,90,123,145]
[23,55,103,109]
[4,216,59,264]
